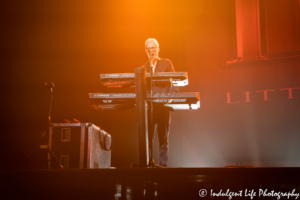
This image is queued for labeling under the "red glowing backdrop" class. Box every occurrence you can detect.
[1,0,300,169]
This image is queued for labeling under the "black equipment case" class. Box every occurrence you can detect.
[48,123,111,169]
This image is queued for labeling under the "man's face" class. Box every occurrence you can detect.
[145,41,159,60]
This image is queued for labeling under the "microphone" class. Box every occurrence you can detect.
[147,48,152,60]
[45,82,55,88]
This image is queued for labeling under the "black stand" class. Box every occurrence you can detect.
[135,68,149,168]
[13,82,63,169]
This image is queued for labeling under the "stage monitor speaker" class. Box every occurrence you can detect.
[48,123,111,169]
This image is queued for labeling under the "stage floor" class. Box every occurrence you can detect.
[2,168,300,200]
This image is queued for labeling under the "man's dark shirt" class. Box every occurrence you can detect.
[141,58,177,94]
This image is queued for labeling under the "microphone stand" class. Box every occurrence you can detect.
[147,51,164,168]
[148,53,154,168]
[13,82,63,169]
[45,82,64,169]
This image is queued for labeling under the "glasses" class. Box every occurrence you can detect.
[146,47,158,50]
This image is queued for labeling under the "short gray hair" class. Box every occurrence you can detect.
[145,38,159,48]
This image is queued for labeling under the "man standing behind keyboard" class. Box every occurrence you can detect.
[141,38,177,167]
